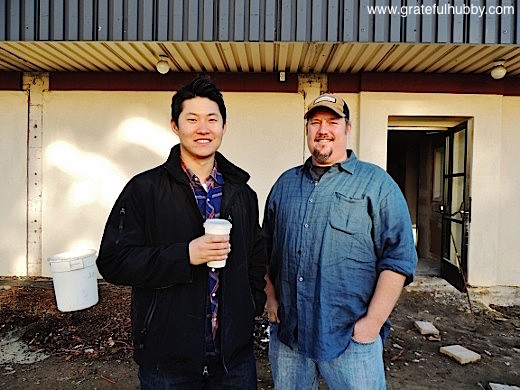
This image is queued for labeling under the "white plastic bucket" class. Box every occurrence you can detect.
[48,249,99,312]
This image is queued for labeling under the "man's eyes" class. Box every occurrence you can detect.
[310,120,339,126]
[186,117,218,123]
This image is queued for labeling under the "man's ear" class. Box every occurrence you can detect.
[222,123,227,136]
[170,119,179,136]
[345,122,352,136]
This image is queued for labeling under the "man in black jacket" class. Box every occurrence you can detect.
[97,76,267,389]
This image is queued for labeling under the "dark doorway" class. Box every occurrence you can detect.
[387,122,471,291]
[387,130,440,277]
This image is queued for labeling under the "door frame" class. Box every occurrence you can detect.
[439,122,472,291]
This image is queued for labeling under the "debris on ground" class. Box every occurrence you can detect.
[1,276,519,389]
[414,320,440,336]
[439,344,481,365]
[488,383,520,390]
[0,328,48,365]
[0,281,132,361]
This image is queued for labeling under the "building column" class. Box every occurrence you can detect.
[23,73,48,276]
[298,74,327,161]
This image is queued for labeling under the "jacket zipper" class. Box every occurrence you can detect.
[138,290,158,350]
[115,207,126,245]
[202,272,209,376]
[200,188,237,375]
[219,269,229,375]
[201,215,233,376]
[223,210,255,320]
[207,214,232,375]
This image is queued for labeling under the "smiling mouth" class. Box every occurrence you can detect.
[315,139,333,143]
[195,139,211,144]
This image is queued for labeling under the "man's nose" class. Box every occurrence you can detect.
[197,121,210,133]
[316,122,327,133]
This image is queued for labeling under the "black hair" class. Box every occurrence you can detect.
[342,102,350,120]
[171,76,226,125]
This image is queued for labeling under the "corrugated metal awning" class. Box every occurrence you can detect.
[1,41,520,76]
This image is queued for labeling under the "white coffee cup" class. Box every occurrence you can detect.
[203,218,232,268]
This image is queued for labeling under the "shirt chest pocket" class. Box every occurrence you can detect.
[326,193,375,267]
[329,192,371,236]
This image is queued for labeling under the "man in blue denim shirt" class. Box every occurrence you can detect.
[263,94,417,389]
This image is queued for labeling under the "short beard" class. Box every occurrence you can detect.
[312,148,332,164]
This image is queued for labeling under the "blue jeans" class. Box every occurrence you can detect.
[138,353,257,390]
[269,323,386,390]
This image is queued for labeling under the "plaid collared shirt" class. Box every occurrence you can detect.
[181,159,224,355]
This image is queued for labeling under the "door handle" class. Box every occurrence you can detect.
[434,204,444,214]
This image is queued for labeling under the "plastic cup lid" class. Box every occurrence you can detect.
[203,219,232,228]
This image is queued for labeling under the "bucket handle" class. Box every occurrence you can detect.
[69,259,84,270]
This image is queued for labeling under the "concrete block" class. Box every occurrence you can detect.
[414,320,440,336]
[489,384,520,390]
[439,345,481,365]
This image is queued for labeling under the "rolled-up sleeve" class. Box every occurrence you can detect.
[372,185,418,286]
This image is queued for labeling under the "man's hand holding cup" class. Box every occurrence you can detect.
[188,219,232,268]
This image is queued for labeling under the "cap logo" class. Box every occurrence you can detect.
[313,95,336,104]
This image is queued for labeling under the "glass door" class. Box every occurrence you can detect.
[440,122,471,292]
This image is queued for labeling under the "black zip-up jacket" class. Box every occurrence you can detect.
[97,145,267,374]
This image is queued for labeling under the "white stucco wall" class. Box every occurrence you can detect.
[219,92,304,214]
[3,84,519,287]
[498,97,520,286]
[41,91,304,276]
[42,91,172,276]
[0,92,28,275]
[359,92,506,287]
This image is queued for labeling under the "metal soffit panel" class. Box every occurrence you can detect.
[0,42,519,76]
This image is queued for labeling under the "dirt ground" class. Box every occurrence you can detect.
[0,277,519,390]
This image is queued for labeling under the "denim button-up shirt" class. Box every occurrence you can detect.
[262,150,417,360]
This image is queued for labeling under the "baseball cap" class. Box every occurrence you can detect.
[304,93,350,120]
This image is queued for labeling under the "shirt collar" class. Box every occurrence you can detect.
[180,159,224,186]
[301,149,359,175]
